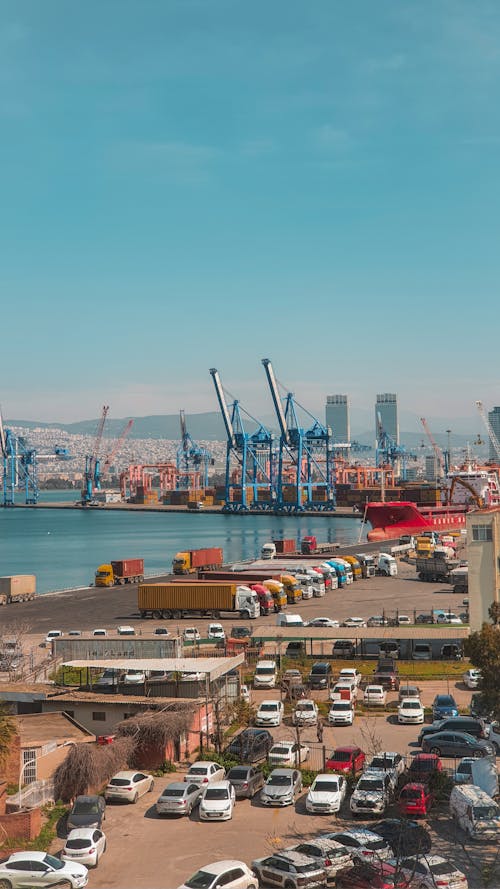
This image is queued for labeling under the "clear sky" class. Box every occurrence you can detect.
[1,1,499,427]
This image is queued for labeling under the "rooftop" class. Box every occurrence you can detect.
[16,711,93,744]
[60,655,244,680]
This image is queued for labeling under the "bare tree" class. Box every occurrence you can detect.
[53,737,135,803]
[0,621,32,678]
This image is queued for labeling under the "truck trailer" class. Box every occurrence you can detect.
[416,555,458,583]
[138,581,260,620]
[0,575,36,605]
[172,548,223,575]
[95,559,145,587]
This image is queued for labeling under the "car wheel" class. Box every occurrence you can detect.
[494,742,500,755]
[284,882,295,889]
[103,840,107,852]
[430,747,441,755]
[149,780,154,791]
[0,880,12,889]
[473,749,483,758]
[133,792,138,803]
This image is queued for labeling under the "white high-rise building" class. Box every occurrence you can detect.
[375,393,399,444]
[326,395,350,444]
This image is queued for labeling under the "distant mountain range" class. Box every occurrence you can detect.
[6,411,488,455]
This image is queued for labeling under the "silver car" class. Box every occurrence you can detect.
[156,781,202,816]
[260,768,302,807]
[252,852,326,889]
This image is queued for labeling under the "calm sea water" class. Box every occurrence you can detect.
[0,491,363,593]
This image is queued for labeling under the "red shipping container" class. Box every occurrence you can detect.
[273,538,296,554]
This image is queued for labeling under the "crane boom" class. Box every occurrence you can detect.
[476,400,500,461]
[103,419,134,471]
[180,410,188,451]
[261,358,290,445]
[420,417,445,474]
[209,368,235,447]
[0,406,6,458]
[92,405,109,462]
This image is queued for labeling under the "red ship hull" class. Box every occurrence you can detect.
[364,501,467,541]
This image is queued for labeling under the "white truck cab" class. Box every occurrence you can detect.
[261,542,276,559]
[378,553,398,576]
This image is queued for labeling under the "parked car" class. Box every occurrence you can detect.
[61,828,106,868]
[342,617,367,628]
[268,741,309,767]
[286,839,352,882]
[396,615,411,626]
[0,852,88,889]
[153,626,170,636]
[432,693,459,719]
[226,766,265,799]
[123,669,146,685]
[116,625,135,635]
[225,728,273,763]
[419,717,487,745]
[453,757,476,785]
[308,617,339,628]
[178,861,257,889]
[339,668,362,687]
[395,856,468,889]
[326,746,365,775]
[207,623,225,641]
[372,670,400,691]
[378,642,400,658]
[306,773,347,814]
[463,669,481,689]
[92,628,107,637]
[240,684,251,703]
[350,771,392,817]
[293,699,319,726]
[183,627,201,642]
[406,753,443,784]
[94,668,123,689]
[260,768,303,807]
[67,795,106,831]
[199,780,236,821]
[255,699,284,727]
[155,781,202,816]
[183,761,226,786]
[398,698,424,725]
[230,626,252,639]
[436,612,462,625]
[328,700,355,726]
[335,861,410,889]
[330,681,356,703]
[321,829,393,861]
[251,853,326,889]
[332,640,356,658]
[421,730,494,758]
[371,819,432,856]
[363,685,387,706]
[367,616,388,627]
[365,752,405,786]
[308,662,332,689]
[398,684,421,702]
[398,782,434,817]
[45,630,63,644]
[105,770,154,803]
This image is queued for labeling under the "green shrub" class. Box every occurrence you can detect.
[151,760,177,776]
[203,750,239,771]
[299,768,317,787]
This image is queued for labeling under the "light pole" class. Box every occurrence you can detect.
[18,740,76,810]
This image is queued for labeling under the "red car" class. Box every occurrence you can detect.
[326,745,366,774]
[407,753,443,783]
[336,861,411,889]
[398,782,434,817]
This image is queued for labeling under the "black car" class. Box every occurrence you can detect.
[421,731,494,758]
[372,819,432,856]
[67,795,106,831]
[308,662,332,689]
[286,641,306,659]
[419,716,486,745]
[225,728,273,763]
[230,627,252,640]
[227,765,265,798]
[333,641,356,659]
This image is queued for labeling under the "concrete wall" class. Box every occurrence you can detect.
[468,511,500,631]
[41,699,146,734]
[0,806,42,841]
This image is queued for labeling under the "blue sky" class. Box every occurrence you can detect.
[1,0,499,430]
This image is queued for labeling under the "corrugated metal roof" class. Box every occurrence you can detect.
[60,654,244,680]
[254,626,470,640]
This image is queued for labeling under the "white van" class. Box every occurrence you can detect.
[276,614,305,627]
[253,660,278,689]
[450,784,500,841]
[261,542,276,560]
[378,553,398,576]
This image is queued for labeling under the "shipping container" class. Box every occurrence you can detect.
[138,581,259,620]
[172,547,223,574]
[0,575,36,605]
[273,539,296,554]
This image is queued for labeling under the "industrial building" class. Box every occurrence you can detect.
[467,507,500,631]
[375,393,399,444]
[326,395,350,445]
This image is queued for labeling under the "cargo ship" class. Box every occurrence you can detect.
[365,464,500,541]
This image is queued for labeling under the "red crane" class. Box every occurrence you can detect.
[103,419,134,472]
[420,417,445,477]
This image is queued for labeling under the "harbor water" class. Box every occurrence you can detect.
[0,491,364,594]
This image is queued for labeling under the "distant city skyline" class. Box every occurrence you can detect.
[1,2,499,421]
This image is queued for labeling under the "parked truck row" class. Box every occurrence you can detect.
[138,581,260,620]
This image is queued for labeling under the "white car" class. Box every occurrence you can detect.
[105,770,154,803]
[363,685,387,706]
[342,617,367,628]
[268,741,309,767]
[116,625,135,635]
[328,700,355,726]
[92,628,107,637]
[329,681,356,703]
[184,761,226,786]
[350,771,392,816]
[240,684,251,703]
[199,780,236,821]
[183,627,201,641]
[463,668,481,689]
[306,773,347,814]
[307,617,340,628]
[398,697,425,724]
[178,860,258,889]
[207,623,225,641]
[292,699,319,726]
[365,752,405,788]
[436,612,463,625]
[397,615,411,625]
[395,855,468,889]
[123,669,146,685]
[338,668,362,687]
[62,828,107,868]
[255,699,284,727]
[45,630,63,644]
[0,852,88,888]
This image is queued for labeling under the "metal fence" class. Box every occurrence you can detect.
[9,779,55,810]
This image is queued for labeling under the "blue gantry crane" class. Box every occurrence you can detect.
[262,358,336,512]
[82,405,109,504]
[176,410,212,489]
[375,411,415,481]
[210,368,276,512]
[0,410,39,506]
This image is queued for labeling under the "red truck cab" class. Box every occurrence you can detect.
[301,536,317,554]
[250,584,274,615]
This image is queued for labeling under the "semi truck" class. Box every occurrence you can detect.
[95,559,145,588]
[138,581,260,620]
[417,555,459,583]
[249,584,275,615]
[0,575,36,605]
[172,547,223,575]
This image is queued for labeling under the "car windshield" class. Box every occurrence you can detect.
[162,788,184,798]
[474,805,500,819]
[260,703,278,712]
[458,762,473,774]
[332,703,351,712]
[189,767,209,775]
[296,703,314,711]
[66,838,92,850]
[44,854,64,870]
[73,801,100,814]
[429,863,454,877]
[411,759,436,772]
[228,768,249,780]
[358,779,384,791]
[256,666,275,675]
[370,757,394,769]
[204,788,229,800]
[270,747,290,756]
[313,780,339,792]
[109,778,130,786]
[268,775,291,786]
[402,702,421,709]
[185,870,216,889]
[401,788,421,800]
[329,751,350,761]
[366,839,389,851]
[436,697,455,706]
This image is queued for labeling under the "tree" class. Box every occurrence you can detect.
[0,703,15,766]
[463,621,500,720]
[53,737,135,803]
